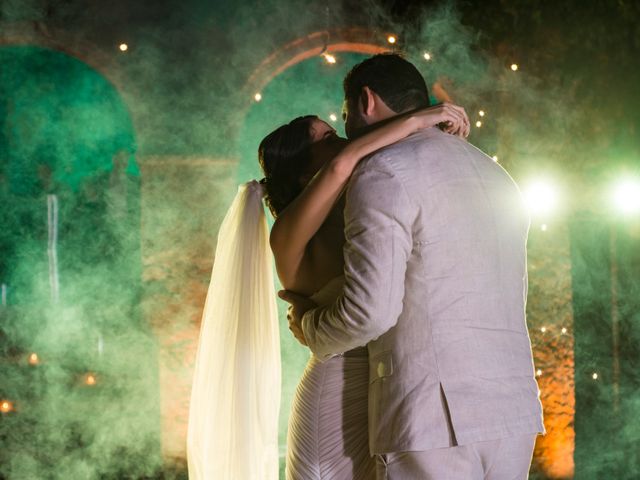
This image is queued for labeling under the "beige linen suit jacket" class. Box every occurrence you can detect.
[301,127,544,455]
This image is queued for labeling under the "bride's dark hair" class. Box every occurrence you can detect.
[259,115,317,217]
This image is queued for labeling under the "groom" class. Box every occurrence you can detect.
[282,54,544,479]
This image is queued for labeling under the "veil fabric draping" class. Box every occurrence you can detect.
[187,181,281,480]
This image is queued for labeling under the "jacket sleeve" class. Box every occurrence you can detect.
[301,155,414,359]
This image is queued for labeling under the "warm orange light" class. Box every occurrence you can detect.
[119,43,128,52]
[28,353,39,365]
[475,121,482,128]
[511,63,519,71]
[85,374,97,386]
[1,400,13,413]
[387,35,397,44]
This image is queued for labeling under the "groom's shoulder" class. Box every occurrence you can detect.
[362,127,447,169]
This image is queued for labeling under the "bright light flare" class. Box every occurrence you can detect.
[387,35,397,44]
[511,63,519,71]
[254,93,262,102]
[475,121,482,128]
[1,400,13,413]
[523,180,558,217]
[119,43,128,52]
[423,52,432,61]
[613,178,640,214]
[479,110,486,117]
[323,53,336,64]
[85,374,97,386]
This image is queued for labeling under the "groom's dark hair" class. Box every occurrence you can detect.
[343,53,430,113]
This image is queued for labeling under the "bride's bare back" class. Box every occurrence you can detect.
[290,198,345,296]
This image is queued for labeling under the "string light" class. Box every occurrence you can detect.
[475,121,482,128]
[387,35,397,44]
[254,93,262,102]
[423,52,432,61]
[511,63,519,71]
[28,353,39,365]
[1,400,13,413]
[592,373,599,380]
[119,43,128,52]
[85,374,97,386]
[323,53,337,64]
[492,155,499,162]
[536,369,542,377]
[541,326,547,333]
[329,113,338,122]
[561,327,567,334]
[479,110,486,117]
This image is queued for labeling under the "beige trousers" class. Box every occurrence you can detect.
[375,434,537,480]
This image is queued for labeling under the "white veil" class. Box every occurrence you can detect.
[187,181,281,480]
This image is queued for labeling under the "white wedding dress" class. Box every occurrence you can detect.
[286,276,375,479]
[187,182,373,480]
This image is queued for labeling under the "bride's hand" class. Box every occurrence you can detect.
[411,102,470,139]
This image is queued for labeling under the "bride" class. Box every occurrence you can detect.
[187,103,469,479]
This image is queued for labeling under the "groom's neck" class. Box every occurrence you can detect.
[351,107,423,139]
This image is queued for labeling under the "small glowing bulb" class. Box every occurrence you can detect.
[329,113,338,122]
[541,326,547,333]
[85,374,97,386]
[492,155,499,162]
[28,353,39,365]
[119,43,128,52]
[475,121,482,128]
[254,93,262,102]
[541,224,548,232]
[423,52,432,61]
[592,373,599,380]
[323,53,337,64]
[511,63,519,71]
[1,401,13,413]
[536,369,542,377]
[561,327,567,334]
[479,110,485,117]
[387,35,397,44]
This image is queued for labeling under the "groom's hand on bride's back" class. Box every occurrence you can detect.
[279,290,317,347]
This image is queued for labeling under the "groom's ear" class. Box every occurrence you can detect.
[360,86,377,117]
